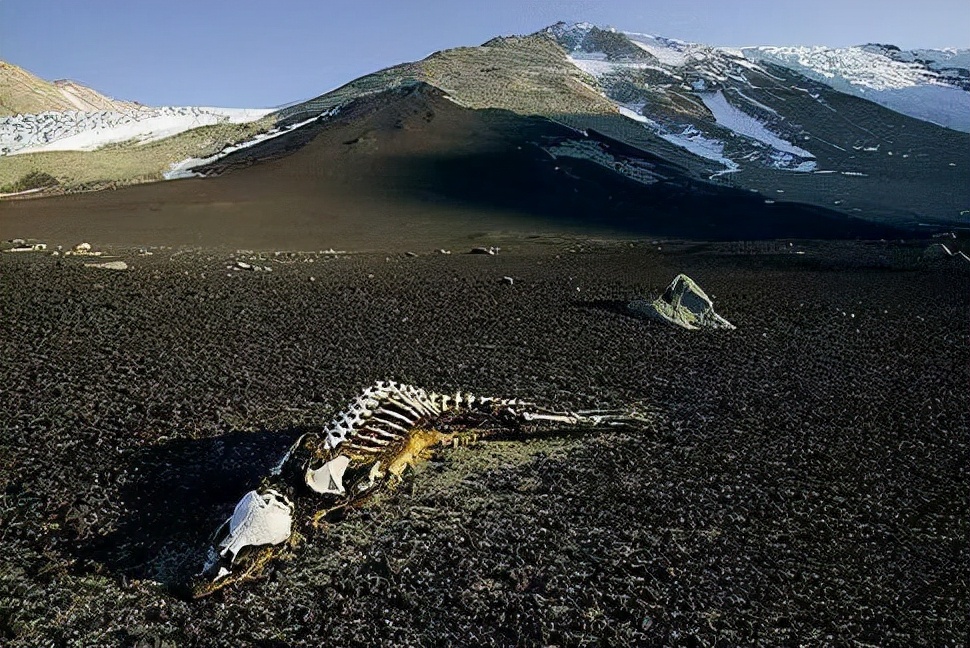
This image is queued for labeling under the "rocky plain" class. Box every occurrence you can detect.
[0,235,967,647]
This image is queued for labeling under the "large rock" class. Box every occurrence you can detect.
[629,274,735,330]
[922,243,970,264]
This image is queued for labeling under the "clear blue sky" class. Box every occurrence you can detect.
[1,0,967,108]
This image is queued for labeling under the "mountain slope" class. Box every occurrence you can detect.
[0,61,138,115]
[3,23,968,233]
[0,61,275,192]
[0,83,902,249]
[540,23,970,226]
[168,24,968,229]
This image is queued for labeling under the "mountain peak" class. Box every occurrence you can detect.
[542,22,656,62]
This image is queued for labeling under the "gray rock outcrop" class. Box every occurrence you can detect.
[629,274,735,330]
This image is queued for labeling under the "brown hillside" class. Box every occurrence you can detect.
[0,60,138,116]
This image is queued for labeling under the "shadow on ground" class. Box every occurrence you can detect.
[71,429,304,589]
[578,299,642,318]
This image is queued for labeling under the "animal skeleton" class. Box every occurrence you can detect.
[190,381,646,598]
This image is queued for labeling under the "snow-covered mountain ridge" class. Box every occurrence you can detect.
[547,22,970,133]
[744,44,970,131]
[2,23,966,229]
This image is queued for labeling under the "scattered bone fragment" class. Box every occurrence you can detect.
[305,455,351,495]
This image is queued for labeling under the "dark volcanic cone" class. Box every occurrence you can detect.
[0,83,901,250]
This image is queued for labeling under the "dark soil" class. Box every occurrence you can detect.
[0,240,967,647]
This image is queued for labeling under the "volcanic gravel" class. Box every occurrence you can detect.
[0,240,967,647]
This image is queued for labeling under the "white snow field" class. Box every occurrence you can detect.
[0,106,272,156]
[744,46,970,133]
[699,90,816,164]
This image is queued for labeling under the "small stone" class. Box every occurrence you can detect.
[85,261,128,271]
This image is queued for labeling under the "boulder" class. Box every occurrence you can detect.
[922,243,954,259]
[922,243,970,264]
[629,274,735,330]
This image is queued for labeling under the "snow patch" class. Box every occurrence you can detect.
[660,125,738,170]
[567,55,678,80]
[699,90,814,159]
[731,89,779,115]
[617,105,649,124]
[623,32,691,67]
[543,139,663,186]
[164,108,338,180]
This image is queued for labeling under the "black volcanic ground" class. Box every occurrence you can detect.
[0,84,905,251]
[0,82,968,647]
[0,238,967,647]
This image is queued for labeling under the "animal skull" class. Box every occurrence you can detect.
[205,489,294,580]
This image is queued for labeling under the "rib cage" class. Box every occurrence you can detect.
[321,380,526,450]
[270,380,649,478]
